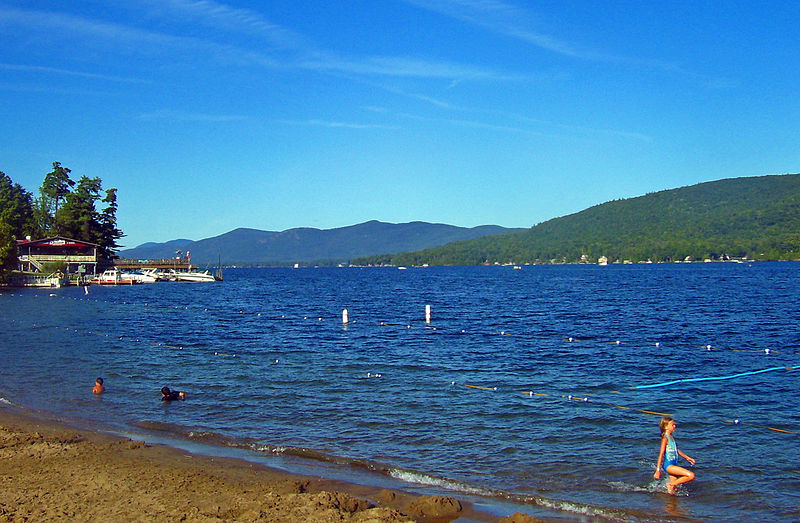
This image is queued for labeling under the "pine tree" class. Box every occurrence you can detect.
[56,175,102,243]
[0,171,36,280]
[98,187,124,258]
[39,161,75,236]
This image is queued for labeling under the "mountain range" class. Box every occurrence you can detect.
[353,173,800,266]
[118,221,522,265]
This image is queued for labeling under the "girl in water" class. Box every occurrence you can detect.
[654,416,696,494]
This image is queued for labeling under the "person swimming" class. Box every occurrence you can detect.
[92,377,105,394]
[160,386,185,401]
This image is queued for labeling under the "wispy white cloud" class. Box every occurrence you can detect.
[130,0,309,51]
[300,54,528,82]
[137,109,248,122]
[138,1,526,82]
[0,6,281,69]
[0,63,151,84]
[402,0,592,59]
[278,119,400,130]
[398,111,542,135]
[492,111,652,143]
[402,0,734,87]
[0,5,525,84]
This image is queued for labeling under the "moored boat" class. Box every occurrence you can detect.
[175,270,216,282]
[121,270,158,283]
[90,269,140,285]
[140,268,180,281]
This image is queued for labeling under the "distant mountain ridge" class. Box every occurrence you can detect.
[353,173,800,265]
[117,221,522,265]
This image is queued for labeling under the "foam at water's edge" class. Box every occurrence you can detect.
[387,468,494,496]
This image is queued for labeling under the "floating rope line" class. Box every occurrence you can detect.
[464,384,498,391]
[517,390,672,417]
[701,344,778,354]
[724,419,797,434]
[632,365,798,390]
[566,395,673,417]
[7,295,799,435]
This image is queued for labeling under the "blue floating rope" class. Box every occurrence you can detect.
[632,365,797,390]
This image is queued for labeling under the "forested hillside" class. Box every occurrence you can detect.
[354,174,800,266]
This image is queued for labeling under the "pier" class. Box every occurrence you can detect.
[112,258,196,271]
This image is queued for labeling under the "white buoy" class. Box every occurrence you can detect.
[425,304,431,323]
[342,308,349,325]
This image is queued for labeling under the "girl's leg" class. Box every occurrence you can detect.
[665,465,695,493]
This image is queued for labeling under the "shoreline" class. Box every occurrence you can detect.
[0,405,538,522]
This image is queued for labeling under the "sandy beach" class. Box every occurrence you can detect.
[0,407,539,523]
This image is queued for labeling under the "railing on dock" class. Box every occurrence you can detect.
[112,259,195,271]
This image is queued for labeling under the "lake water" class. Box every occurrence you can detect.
[1,263,799,521]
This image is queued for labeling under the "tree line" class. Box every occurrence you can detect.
[0,162,123,280]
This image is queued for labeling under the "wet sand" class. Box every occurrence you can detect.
[0,407,539,522]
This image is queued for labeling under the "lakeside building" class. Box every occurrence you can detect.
[16,236,100,277]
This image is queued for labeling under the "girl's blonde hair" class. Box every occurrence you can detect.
[659,416,674,436]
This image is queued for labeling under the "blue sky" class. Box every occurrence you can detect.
[2,1,799,249]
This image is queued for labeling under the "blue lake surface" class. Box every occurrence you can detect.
[2,263,799,521]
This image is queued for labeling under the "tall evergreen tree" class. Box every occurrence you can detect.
[0,171,35,281]
[39,161,75,235]
[0,222,15,281]
[98,187,124,258]
[0,171,35,238]
[56,175,102,243]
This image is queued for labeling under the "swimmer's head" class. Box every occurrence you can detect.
[161,386,171,395]
[96,377,104,385]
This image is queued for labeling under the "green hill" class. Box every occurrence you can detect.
[354,173,800,266]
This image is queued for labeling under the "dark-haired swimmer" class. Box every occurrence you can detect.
[160,386,186,401]
[93,377,105,394]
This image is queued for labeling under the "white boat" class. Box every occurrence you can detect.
[141,268,178,281]
[175,270,216,282]
[90,269,140,285]
[121,270,158,283]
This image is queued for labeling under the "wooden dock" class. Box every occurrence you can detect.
[113,258,195,271]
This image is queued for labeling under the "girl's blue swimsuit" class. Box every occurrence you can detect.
[663,434,678,471]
